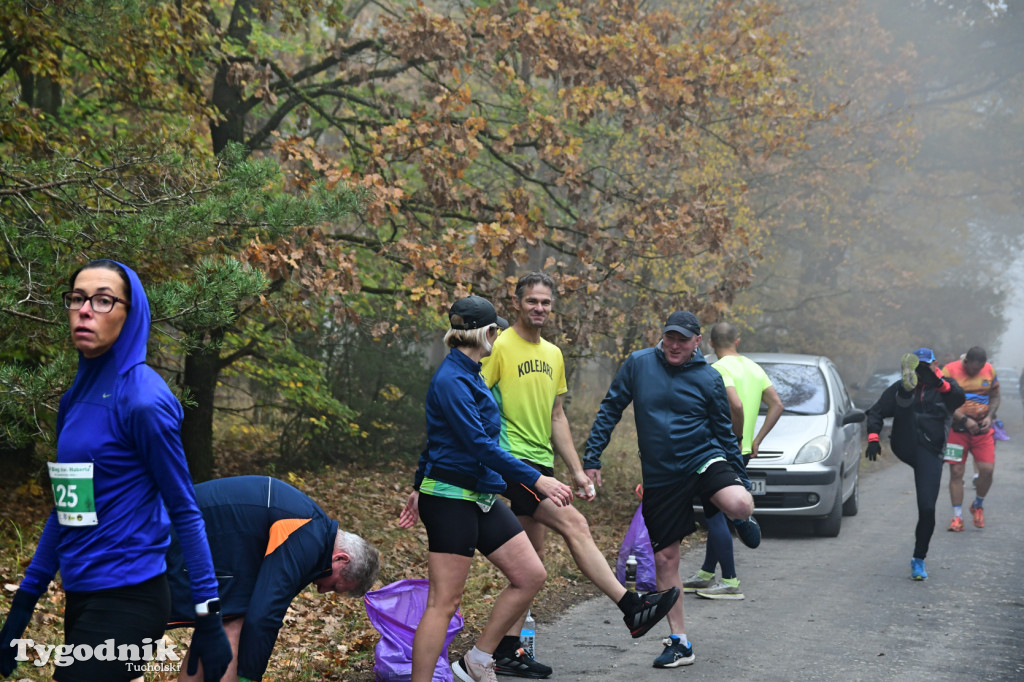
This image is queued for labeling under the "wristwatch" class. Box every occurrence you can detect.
[195,598,222,617]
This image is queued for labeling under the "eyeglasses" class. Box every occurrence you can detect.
[62,291,130,314]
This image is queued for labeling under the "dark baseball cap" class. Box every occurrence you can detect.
[449,295,509,330]
[663,310,701,338]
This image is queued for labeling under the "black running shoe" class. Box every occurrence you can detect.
[493,648,552,679]
[622,587,680,638]
[732,515,761,549]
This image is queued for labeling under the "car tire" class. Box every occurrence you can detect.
[813,482,843,537]
[842,475,859,517]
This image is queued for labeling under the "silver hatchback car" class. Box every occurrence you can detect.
[737,353,866,537]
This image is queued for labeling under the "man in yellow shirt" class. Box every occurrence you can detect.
[482,272,677,678]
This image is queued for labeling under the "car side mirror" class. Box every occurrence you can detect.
[842,410,866,426]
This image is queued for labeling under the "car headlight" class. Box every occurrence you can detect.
[794,435,832,464]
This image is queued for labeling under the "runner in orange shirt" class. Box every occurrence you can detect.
[942,346,1001,531]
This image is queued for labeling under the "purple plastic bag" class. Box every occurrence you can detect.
[615,502,657,593]
[364,578,464,682]
[993,419,1009,441]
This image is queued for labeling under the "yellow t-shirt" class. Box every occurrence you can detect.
[713,354,773,455]
[481,329,567,467]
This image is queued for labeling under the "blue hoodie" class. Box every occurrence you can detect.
[584,345,749,488]
[20,262,219,604]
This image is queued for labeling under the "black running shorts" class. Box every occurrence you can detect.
[56,574,171,682]
[418,492,525,557]
[643,460,747,552]
[501,461,552,517]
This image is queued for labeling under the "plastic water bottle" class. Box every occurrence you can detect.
[521,610,536,659]
[625,554,638,593]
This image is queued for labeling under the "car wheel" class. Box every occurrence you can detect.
[842,474,859,517]
[814,482,843,537]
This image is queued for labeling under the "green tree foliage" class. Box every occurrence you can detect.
[0,146,362,479]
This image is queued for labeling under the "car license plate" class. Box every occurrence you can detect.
[749,478,766,495]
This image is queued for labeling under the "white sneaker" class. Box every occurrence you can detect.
[695,579,745,600]
[453,655,498,682]
[682,571,715,593]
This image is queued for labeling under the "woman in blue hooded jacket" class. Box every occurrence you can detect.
[0,260,232,682]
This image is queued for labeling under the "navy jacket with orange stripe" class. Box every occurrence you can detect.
[165,475,338,681]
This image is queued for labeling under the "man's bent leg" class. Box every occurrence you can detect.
[709,485,754,521]
[178,617,243,682]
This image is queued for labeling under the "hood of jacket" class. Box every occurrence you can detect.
[65,261,150,402]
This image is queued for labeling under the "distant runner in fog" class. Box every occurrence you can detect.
[942,346,1000,531]
[865,348,964,580]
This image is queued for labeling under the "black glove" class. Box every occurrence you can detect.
[916,363,942,388]
[1,590,39,677]
[865,441,881,461]
[187,614,233,682]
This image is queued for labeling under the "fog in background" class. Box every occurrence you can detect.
[994,258,1024,369]
[875,0,1022,373]
[730,0,1024,384]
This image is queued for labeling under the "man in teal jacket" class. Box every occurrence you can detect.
[584,311,759,670]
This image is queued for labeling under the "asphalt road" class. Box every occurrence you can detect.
[532,400,1024,681]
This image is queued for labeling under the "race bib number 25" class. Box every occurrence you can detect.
[47,462,98,526]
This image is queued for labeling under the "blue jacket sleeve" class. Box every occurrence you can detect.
[19,511,60,598]
[583,356,635,469]
[436,374,541,487]
[235,522,324,681]
[127,385,219,604]
[21,393,71,597]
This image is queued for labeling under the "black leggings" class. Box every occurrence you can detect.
[58,574,171,682]
[894,446,943,559]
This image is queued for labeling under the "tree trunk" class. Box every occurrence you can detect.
[17,54,62,116]
[209,0,254,154]
[180,338,223,482]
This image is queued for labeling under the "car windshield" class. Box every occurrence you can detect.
[759,362,829,415]
[866,371,899,391]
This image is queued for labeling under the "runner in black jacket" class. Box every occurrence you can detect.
[865,348,965,580]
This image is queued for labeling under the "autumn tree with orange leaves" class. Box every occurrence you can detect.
[2,0,833,474]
